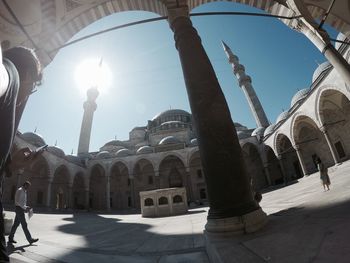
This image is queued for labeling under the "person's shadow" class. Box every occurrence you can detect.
[7,242,32,254]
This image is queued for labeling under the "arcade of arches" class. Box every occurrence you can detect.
[1,0,350,236]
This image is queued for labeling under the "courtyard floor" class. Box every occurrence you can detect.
[6,160,350,262]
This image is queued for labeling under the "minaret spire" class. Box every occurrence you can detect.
[222,41,269,128]
[77,87,99,155]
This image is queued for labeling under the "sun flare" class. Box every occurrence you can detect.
[74,58,112,93]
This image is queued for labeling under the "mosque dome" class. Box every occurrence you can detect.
[237,131,250,140]
[46,146,65,158]
[159,136,181,145]
[152,109,191,121]
[65,155,83,165]
[103,140,128,148]
[264,124,276,137]
[234,122,248,131]
[312,61,331,83]
[291,89,309,108]
[96,151,112,159]
[276,111,289,124]
[335,32,349,50]
[21,132,46,147]
[115,148,132,157]
[251,127,265,137]
[190,138,198,146]
[160,121,187,130]
[136,146,154,154]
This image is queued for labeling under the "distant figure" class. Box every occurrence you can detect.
[316,158,331,191]
[8,181,39,245]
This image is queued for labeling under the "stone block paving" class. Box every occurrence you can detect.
[6,160,350,262]
[6,207,209,262]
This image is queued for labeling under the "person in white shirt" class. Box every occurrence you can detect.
[8,181,38,245]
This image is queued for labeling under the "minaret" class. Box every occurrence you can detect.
[77,87,99,155]
[222,41,269,128]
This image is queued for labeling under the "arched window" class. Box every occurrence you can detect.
[173,195,183,203]
[144,198,154,206]
[158,197,168,205]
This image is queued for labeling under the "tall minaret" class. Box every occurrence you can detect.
[222,41,269,128]
[78,87,99,155]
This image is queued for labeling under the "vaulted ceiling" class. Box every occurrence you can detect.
[0,0,349,66]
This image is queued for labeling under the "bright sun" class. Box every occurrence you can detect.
[74,58,112,93]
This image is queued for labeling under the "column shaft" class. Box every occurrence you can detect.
[85,189,89,210]
[322,129,340,164]
[169,15,259,219]
[106,176,110,211]
[46,180,52,207]
[294,146,308,176]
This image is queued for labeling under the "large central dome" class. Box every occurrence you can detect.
[151,109,191,122]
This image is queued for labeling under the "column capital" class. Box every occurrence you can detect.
[320,125,328,133]
[167,6,189,25]
[293,144,300,151]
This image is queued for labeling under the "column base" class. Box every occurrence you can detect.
[205,207,267,234]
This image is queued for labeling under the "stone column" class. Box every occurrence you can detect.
[277,155,288,184]
[293,145,308,176]
[167,6,266,233]
[130,178,136,208]
[263,164,272,186]
[106,176,110,211]
[320,127,340,164]
[185,169,193,202]
[85,189,89,210]
[68,185,73,209]
[286,1,350,86]
[46,178,52,208]
[302,25,350,86]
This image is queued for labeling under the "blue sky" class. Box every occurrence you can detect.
[19,2,336,154]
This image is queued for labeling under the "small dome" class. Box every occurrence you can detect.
[291,89,309,108]
[47,146,65,158]
[21,132,46,147]
[96,151,112,159]
[115,148,132,157]
[77,152,92,159]
[190,138,198,146]
[234,122,248,131]
[251,127,265,137]
[237,131,250,140]
[312,61,331,82]
[264,124,276,137]
[66,155,83,165]
[159,136,181,145]
[136,146,154,154]
[335,32,349,50]
[103,140,128,148]
[276,111,289,124]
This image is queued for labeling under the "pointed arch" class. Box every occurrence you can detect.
[110,161,131,210]
[292,115,334,174]
[188,150,206,202]
[242,142,267,189]
[51,165,70,209]
[89,163,106,210]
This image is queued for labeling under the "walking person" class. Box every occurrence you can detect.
[317,158,331,191]
[8,181,38,245]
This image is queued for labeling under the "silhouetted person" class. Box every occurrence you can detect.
[316,158,331,191]
[0,45,42,261]
[8,181,38,245]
